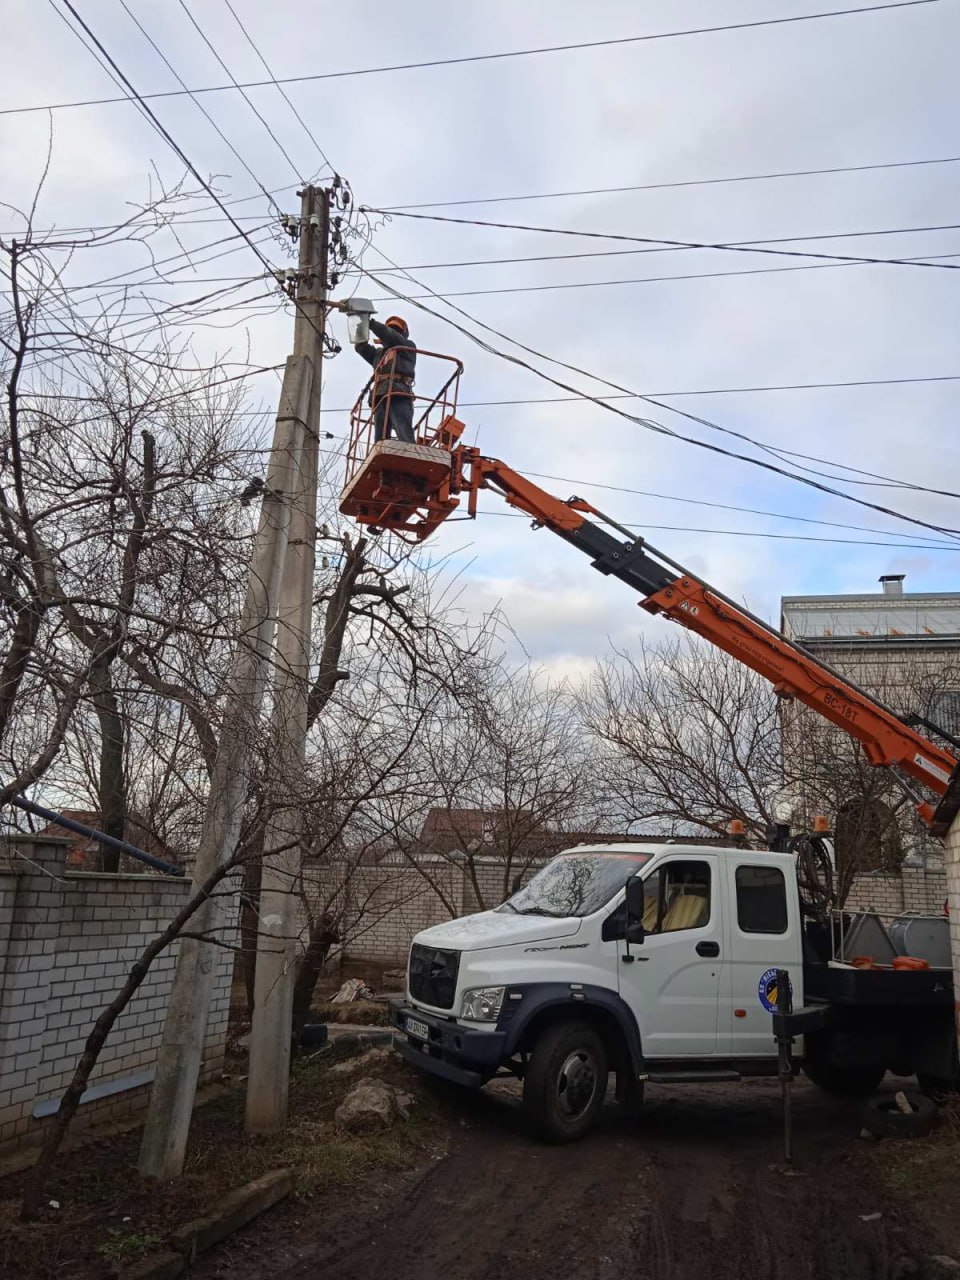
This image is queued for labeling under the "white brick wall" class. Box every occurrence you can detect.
[845,866,947,916]
[306,855,543,969]
[0,837,236,1153]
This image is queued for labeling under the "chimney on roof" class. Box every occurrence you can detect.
[879,574,905,596]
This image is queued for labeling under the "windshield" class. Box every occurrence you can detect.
[499,851,654,919]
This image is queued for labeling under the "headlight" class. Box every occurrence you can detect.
[459,985,505,1023]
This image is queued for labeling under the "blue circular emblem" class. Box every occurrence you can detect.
[758,967,792,1012]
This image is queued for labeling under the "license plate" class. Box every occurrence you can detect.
[406,1016,430,1042]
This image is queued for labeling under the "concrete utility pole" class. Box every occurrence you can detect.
[139,187,328,1178]
[246,187,328,1133]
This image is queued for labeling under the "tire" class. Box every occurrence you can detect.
[860,1090,939,1139]
[802,1055,886,1098]
[523,1021,608,1143]
[917,1073,958,1105]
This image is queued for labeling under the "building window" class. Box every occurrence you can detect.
[736,865,788,934]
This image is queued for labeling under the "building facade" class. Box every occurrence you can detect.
[780,575,960,874]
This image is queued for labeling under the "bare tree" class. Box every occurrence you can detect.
[387,665,591,912]
[1,184,273,849]
[578,637,783,840]
[577,633,959,905]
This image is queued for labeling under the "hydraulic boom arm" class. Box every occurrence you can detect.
[461,450,959,832]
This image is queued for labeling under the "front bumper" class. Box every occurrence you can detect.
[391,1000,507,1088]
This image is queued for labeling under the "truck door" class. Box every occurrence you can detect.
[722,856,803,1057]
[619,856,722,1058]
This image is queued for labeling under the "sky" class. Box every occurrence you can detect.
[3,0,960,682]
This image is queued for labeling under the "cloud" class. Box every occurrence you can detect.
[3,0,958,671]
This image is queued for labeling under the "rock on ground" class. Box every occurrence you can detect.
[334,1079,400,1134]
[327,1047,395,1078]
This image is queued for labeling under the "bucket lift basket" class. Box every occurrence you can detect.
[339,350,466,542]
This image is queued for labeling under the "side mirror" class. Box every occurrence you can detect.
[624,877,647,945]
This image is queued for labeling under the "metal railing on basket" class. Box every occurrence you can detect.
[343,350,464,490]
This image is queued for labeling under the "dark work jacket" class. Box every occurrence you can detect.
[355,319,416,404]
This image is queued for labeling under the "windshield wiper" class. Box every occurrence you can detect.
[514,907,569,918]
[500,901,520,913]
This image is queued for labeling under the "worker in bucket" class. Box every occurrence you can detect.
[337,303,417,444]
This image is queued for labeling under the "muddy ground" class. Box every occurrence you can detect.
[194,1074,960,1280]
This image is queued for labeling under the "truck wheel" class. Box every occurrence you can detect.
[802,1057,886,1098]
[523,1021,608,1143]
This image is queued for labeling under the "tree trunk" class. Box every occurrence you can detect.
[90,657,125,872]
[291,914,340,1038]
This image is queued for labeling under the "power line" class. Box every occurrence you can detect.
[319,372,960,415]
[519,470,959,547]
[373,236,960,274]
[368,253,960,302]
[304,446,960,552]
[10,151,960,239]
[50,1,335,360]
[478,509,958,551]
[176,0,304,183]
[380,154,960,212]
[365,208,960,272]
[357,254,960,540]
[357,236,960,505]
[51,0,278,280]
[43,369,960,410]
[6,1,942,116]
[118,0,284,215]
[18,373,956,544]
[0,183,297,238]
[220,0,336,178]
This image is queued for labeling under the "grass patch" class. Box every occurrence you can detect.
[0,1042,444,1280]
[97,1229,163,1263]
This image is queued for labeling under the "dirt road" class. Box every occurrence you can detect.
[197,1077,957,1280]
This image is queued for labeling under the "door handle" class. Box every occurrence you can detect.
[696,940,720,957]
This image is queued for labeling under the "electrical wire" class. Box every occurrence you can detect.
[9,151,960,239]
[0,184,297,239]
[355,253,960,540]
[363,208,960,272]
[477,509,958,550]
[176,0,304,183]
[262,442,960,552]
[42,369,960,411]
[320,373,960,412]
[118,0,284,216]
[7,1,944,116]
[379,154,960,211]
[51,1,332,359]
[220,0,336,179]
[367,252,960,303]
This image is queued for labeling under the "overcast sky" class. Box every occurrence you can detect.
[4,0,960,680]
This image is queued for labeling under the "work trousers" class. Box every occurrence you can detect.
[373,394,415,445]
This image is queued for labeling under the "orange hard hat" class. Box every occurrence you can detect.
[385,315,408,334]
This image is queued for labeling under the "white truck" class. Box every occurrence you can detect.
[391,840,956,1141]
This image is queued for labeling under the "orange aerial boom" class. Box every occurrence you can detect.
[340,358,960,833]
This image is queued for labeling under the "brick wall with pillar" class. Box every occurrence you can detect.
[0,836,236,1156]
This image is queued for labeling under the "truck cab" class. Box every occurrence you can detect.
[392,842,811,1140]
